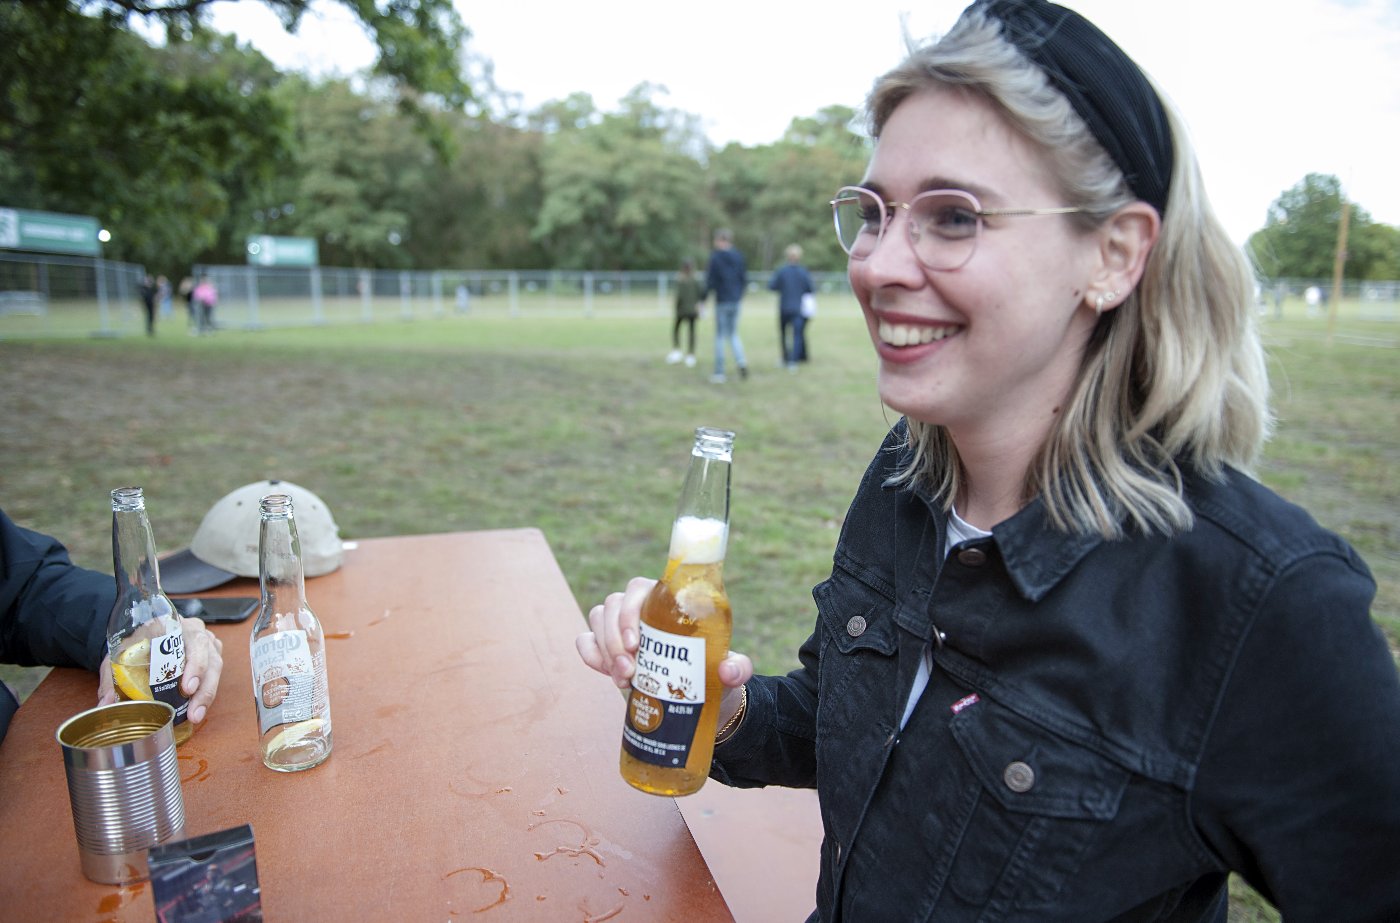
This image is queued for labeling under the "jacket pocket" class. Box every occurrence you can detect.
[946,699,1131,910]
[812,571,899,704]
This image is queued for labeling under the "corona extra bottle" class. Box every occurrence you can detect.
[106,486,192,745]
[620,427,735,795]
[250,493,333,772]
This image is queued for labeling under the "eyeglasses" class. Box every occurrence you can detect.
[830,186,1083,271]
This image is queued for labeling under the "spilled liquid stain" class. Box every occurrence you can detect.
[178,754,211,783]
[96,880,145,921]
[529,818,604,867]
[325,630,355,640]
[448,775,513,799]
[582,902,624,922]
[444,866,509,913]
[369,609,392,626]
[353,741,392,760]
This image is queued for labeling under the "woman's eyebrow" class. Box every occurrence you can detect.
[861,176,997,200]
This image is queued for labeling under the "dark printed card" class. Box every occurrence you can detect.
[148,824,262,923]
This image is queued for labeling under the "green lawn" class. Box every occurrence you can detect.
[3,296,1394,923]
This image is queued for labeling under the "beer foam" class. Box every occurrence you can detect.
[668,516,728,564]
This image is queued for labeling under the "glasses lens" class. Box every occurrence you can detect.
[908,192,980,271]
[832,188,882,258]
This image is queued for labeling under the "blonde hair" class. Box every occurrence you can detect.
[872,7,1271,539]
[785,243,804,262]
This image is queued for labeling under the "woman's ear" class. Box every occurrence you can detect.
[1087,202,1160,312]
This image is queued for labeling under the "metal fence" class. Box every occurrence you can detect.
[0,251,146,338]
[190,264,861,330]
[2,250,1397,340]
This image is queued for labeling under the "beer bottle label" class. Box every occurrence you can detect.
[150,621,188,726]
[623,624,706,767]
[251,629,317,735]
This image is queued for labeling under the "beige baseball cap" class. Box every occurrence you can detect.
[160,480,343,593]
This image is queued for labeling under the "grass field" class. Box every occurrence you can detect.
[2,295,1395,922]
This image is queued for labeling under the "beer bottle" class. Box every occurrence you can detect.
[107,486,192,745]
[250,493,333,772]
[620,427,735,796]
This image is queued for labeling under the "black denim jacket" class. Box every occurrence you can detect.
[712,425,1400,922]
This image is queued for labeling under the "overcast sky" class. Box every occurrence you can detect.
[209,0,1400,245]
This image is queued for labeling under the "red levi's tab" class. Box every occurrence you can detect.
[950,694,980,714]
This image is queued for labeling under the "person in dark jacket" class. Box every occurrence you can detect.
[577,1,1400,920]
[704,228,749,383]
[0,508,225,743]
[138,273,157,337]
[667,258,705,368]
[769,243,815,368]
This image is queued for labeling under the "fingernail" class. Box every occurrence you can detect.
[622,629,638,651]
[190,706,205,724]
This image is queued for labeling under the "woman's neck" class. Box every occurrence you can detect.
[949,427,1043,531]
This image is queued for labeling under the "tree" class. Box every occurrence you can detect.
[531,86,714,270]
[1247,173,1399,281]
[0,0,473,273]
[710,107,869,272]
[0,4,290,273]
[281,80,418,268]
[81,0,472,108]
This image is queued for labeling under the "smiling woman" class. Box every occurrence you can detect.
[576,1,1400,920]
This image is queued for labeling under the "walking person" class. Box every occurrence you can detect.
[769,243,814,369]
[179,275,196,333]
[138,273,157,336]
[157,275,173,319]
[578,1,1400,918]
[667,258,704,368]
[705,228,748,383]
[192,275,218,334]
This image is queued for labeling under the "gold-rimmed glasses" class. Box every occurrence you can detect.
[830,185,1083,271]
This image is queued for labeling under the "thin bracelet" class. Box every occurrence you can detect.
[715,684,748,743]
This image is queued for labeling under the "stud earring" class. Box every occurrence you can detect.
[1094,290,1121,317]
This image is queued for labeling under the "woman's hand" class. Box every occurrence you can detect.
[576,576,755,693]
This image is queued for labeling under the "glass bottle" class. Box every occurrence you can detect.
[250,493,333,772]
[620,427,735,796]
[107,486,192,745]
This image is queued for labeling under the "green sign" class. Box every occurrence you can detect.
[246,235,318,267]
[0,208,101,256]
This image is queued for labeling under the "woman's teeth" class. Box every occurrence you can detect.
[878,321,957,347]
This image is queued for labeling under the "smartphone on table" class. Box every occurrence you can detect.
[172,596,258,624]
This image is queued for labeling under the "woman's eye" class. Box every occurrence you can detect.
[925,204,979,238]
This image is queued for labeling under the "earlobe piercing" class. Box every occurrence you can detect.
[1093,290,1121,317]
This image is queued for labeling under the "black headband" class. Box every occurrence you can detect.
[976,0,1173,215]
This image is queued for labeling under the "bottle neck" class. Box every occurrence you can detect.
[259,513,308,615]
[669,452,731,565]
[111,507,163,599]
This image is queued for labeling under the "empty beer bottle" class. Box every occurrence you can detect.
[620,427,735,796]
[250,493,333,772]
[107,486,192,745]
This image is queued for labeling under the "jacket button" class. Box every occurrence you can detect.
[846,615,867,637]
[957,547,988,567]
[1003,761,1035,793]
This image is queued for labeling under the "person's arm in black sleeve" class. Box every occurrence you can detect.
[1192,545,1400,922]
[0,508,111,673]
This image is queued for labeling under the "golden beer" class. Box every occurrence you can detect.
[621,553,733,796]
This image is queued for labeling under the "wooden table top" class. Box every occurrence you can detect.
[0,529,734,922]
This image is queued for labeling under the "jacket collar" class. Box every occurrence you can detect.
[887,433,1105,604]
